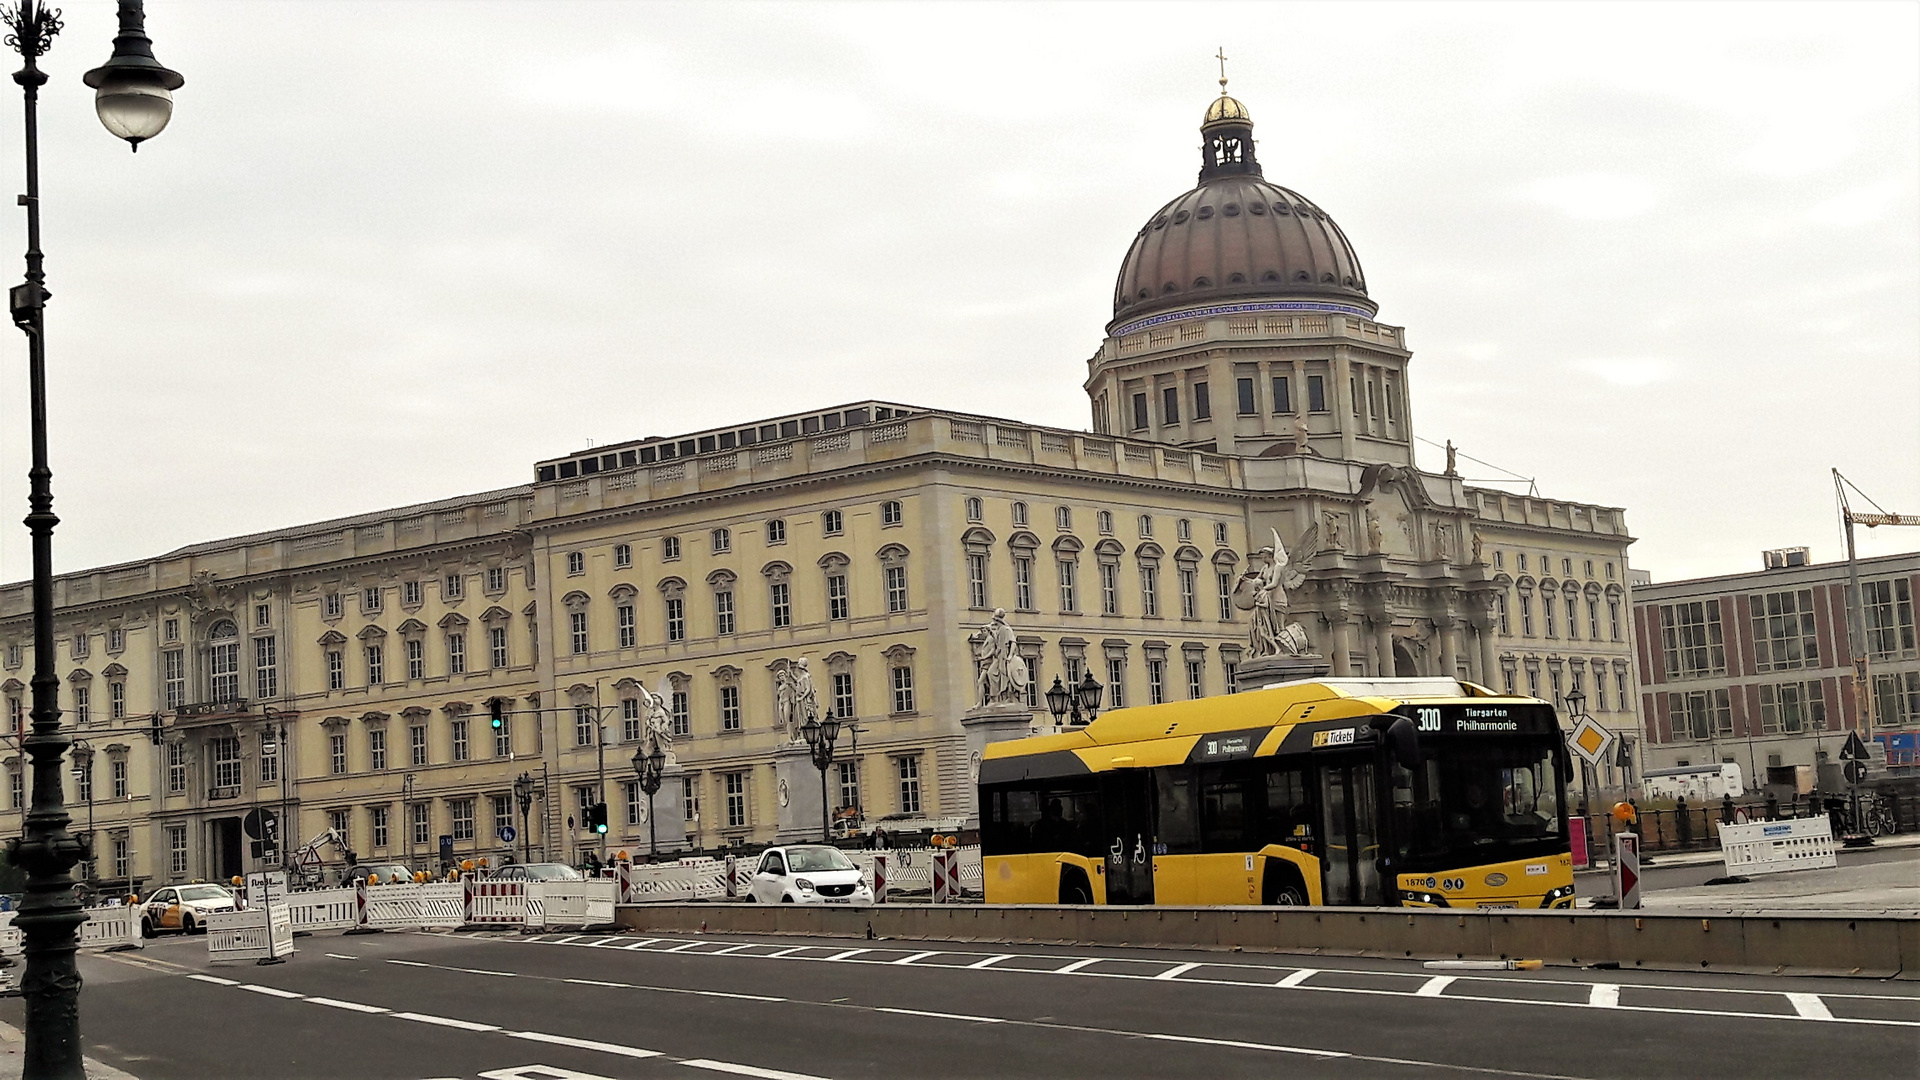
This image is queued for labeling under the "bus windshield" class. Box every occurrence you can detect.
[1391,738,1563,869]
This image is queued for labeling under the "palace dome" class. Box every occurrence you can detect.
[1110,92,1371,331]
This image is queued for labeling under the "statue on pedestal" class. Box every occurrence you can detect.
[970,608,1030,707]
[1232,525,1321,659]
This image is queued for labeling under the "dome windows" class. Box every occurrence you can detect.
[1274,203,1291,214]
[1196,206,1214,220]
[1192,277,1212,288]
[1261,271,1281,282]
[1172,210,1190,224]
[1223,203,1240,217]
[1153,216,1168,230]
[1249,202,1266,215]
[1228,273,1246,284]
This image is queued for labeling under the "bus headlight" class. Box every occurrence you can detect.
[1401,890,1450,908]
[1542,884,1575,908]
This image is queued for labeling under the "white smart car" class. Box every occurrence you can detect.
[747,845,873,906]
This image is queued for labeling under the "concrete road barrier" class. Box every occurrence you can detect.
[611,902,1918,977]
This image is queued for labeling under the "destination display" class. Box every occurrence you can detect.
[1389,702,1559,737]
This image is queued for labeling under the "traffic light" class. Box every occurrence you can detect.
[149,714,163,745]
[588,802,608,834]
[489,699,505,730]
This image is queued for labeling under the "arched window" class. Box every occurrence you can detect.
[965,497,983,522]
[1011,502,1029,527]
[207,620,241,703]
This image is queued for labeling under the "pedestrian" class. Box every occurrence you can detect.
[1721,793,1735,825]
[1764,790,1779,821]
[1675,795,1692,846]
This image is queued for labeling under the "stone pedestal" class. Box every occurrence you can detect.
[773,740,830,844]
[638,761,688,858]
[961,704,1054,824]
[1234,653,1333,693]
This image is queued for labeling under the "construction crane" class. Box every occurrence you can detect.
[286,827,358,888]
[1833,469,1920,733]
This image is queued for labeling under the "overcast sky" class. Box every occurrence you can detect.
[0,0,1913,587]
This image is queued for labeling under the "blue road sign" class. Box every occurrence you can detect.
[498,825,517,843]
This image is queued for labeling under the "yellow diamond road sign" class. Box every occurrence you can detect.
[1568,717,1615,767]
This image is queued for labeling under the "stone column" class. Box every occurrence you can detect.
[1327,616,1353,676]
[1333,347,1357,460]
[1439,617,1461,681]
[1373,618,1395,679]
[643,760,688,856]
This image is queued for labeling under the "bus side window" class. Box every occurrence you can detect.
[1051,786,1104,858]
[1154,770,1200,854]
[1200,765,1254,852]
[1262,766,1313,851]
[1001,788,1042,853]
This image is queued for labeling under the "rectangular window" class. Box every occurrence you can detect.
[164,649,186,708]
[896,756,922,816]
[827,573,850,621]
[882,500,904,527]
[966,553,988,608]
[254,636,278,699]
[1609,601,1622,641]
[724,772,747,829]
[1497,592,1510,635]
[622,697,642,742]
[1659,601,1726,678]
[1271,375,1291,414]
[1192,381,1210,421]
[167,743,190,793]
[837,761,860,813]
[448,633,466,674]
[823,510,844,535]
[259,730,278,784]
[364,587,382,613]
[1862,578,1916,660]
[671,690,690,737]
[1366,378,1378,418]
[1307,375,1326,413]
[1616,670,1629,707]
[1758,682,1825,735]
[613,543,632,568]
[891,663,916,714]
[711,528,731,554]
[1543,596,1557,638]
[1058,560,1078,613]
[1131,392,1149,431]
[76,757,92,802]
[113,834,128,879]
[1014,556,1034,611]
[368,729,387,772]
[1564,596,1579,640]
[330,733,346,775]
[770,582,792,628]
[1179,567,1197,619]
[1873,670,1920,728]
[371,807,390,849]
[1520,595,1534,637]
[1218,571,1234,621]
[114,757,130,798]
[323,648,344,691]
[108,627,124,652]
[721,684,742,731]
[1148,658,1166,704]
[623,780,643,827]
[445,573,464,599]
[366,644,384,686]
[489,626,510,667]
[570,611,589,655]
[1108,657,1126,709]
[1162,385,1180,425]
[410,724,427,767]
[404,580,423,606]
[74,685,90,725]
[407,638,425,679]
[1236,377,1256,415]
[492,795,512,840]
[832,672,854,719]
[1100,562,1120,616]
[487,566,506,592]
[1667,689,1733,740]
[451,718,469,762]
[1385,376,1398,421]
[683,775,698,827]
[450,799,475,842]
[885,566,909,613]
[411,803,431,847]
[575,705,596,747]
[323,593,342,619]
[494,713,512,757]
[617,604,636,648]
[662,536,681,560]
[1140,564,1160,617]
[9,769,20,809]
[168,825,188,876]
[1186,658,1203,699]
[714,591,735,636]
[666,597,686,642]
[1588,599,1600,641]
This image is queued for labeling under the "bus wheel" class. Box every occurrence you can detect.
[1059,868,1093,905]
[1263,864,1308,906]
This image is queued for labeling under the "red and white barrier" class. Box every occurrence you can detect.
[932,849,956,904]
[464,879,528,926]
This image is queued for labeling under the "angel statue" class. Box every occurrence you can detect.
[1231,524,1321,659]
[634,676,677,764]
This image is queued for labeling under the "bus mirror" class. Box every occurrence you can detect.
[1557,744,1575,786]
[1377,716,1420,771]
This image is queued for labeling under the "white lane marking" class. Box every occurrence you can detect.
[1140,1032,1346,1059]
[892,951,939,966]
[1589,984,1619,1008]
[1787,993,1834,1021]
[455,967,517,977]
[187,974,239,986]
[391,1012,500,1032]
[566,978,632,989]
[707,944,755,956]
[680,1060,831,1080]
[876,1006,1005,1024]
[550,935,585,945]
[1416,975,1456,998]
[242,985,304,999]
[1276,969,1319,988]
[1054,958,1100,974]
[621,938,661,949]
[324,953,358,960]
[663,941,706,953]
[307,996,389,1014]
[582,937,622,947]
[507,1030,662,1058]
[968,954,1013,970]
[1155,962,1201,981]
[762,946,808,958]
[386,959,429,967]
[822,948,869,961]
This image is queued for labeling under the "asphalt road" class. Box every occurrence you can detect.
[7,925,1915,1080]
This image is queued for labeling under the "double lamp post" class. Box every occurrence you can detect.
[1,1,183,1076]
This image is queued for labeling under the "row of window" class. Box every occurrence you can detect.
[322,568,508,619]
[563,506,905,577]
[962,500,1231,547]
[1658,579,1916,682]
[1125,372,1368,433]
[1500,660,1632,714]
[1496,590,1625,642]
[1493,552,1619,582]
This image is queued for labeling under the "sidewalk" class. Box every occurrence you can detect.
[0,1020,139,1080]
[1576,829,1920,874]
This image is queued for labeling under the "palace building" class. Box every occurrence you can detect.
[0,86,1636,891]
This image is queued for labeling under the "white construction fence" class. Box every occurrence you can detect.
[206,905,293,963]
[615,846,983,904]
[264,875,617,943]
[0,905,145,958]
[1719,816,1839,877]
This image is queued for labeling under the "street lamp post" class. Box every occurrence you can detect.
[799,710,840,842]
[0,2,180,1075]
[1043,672,1107,727]
[631,744,664,860]
[513,772,534,865]
[1566,687,1592,835]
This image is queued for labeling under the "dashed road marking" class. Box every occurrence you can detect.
[1788,993,1833,1021]
[306,996,388,1013]
[324,953,358,960]
[506,1030,661,1058]
[392,1011,500,1032]
[1416,975,1457,997]
[1589,984,1619,1008]
[680,1060,831,1080]
[386,959,429,968]
[1140,1031,1346,1058]
[967,954,1013,970]
[186,974,238,986]
[1156,962,1201,981]
[1276,969,1319,988]
[892,951,939,965]
[1054,958,1100,974]
[242,984,304,999]
[876,1006,1004,1024]
[821,948,868,961]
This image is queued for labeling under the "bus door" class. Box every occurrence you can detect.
[1319,758,1383,905]
[1100,771,1155,904]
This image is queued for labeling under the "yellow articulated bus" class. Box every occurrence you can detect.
[980,678,1575,910]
